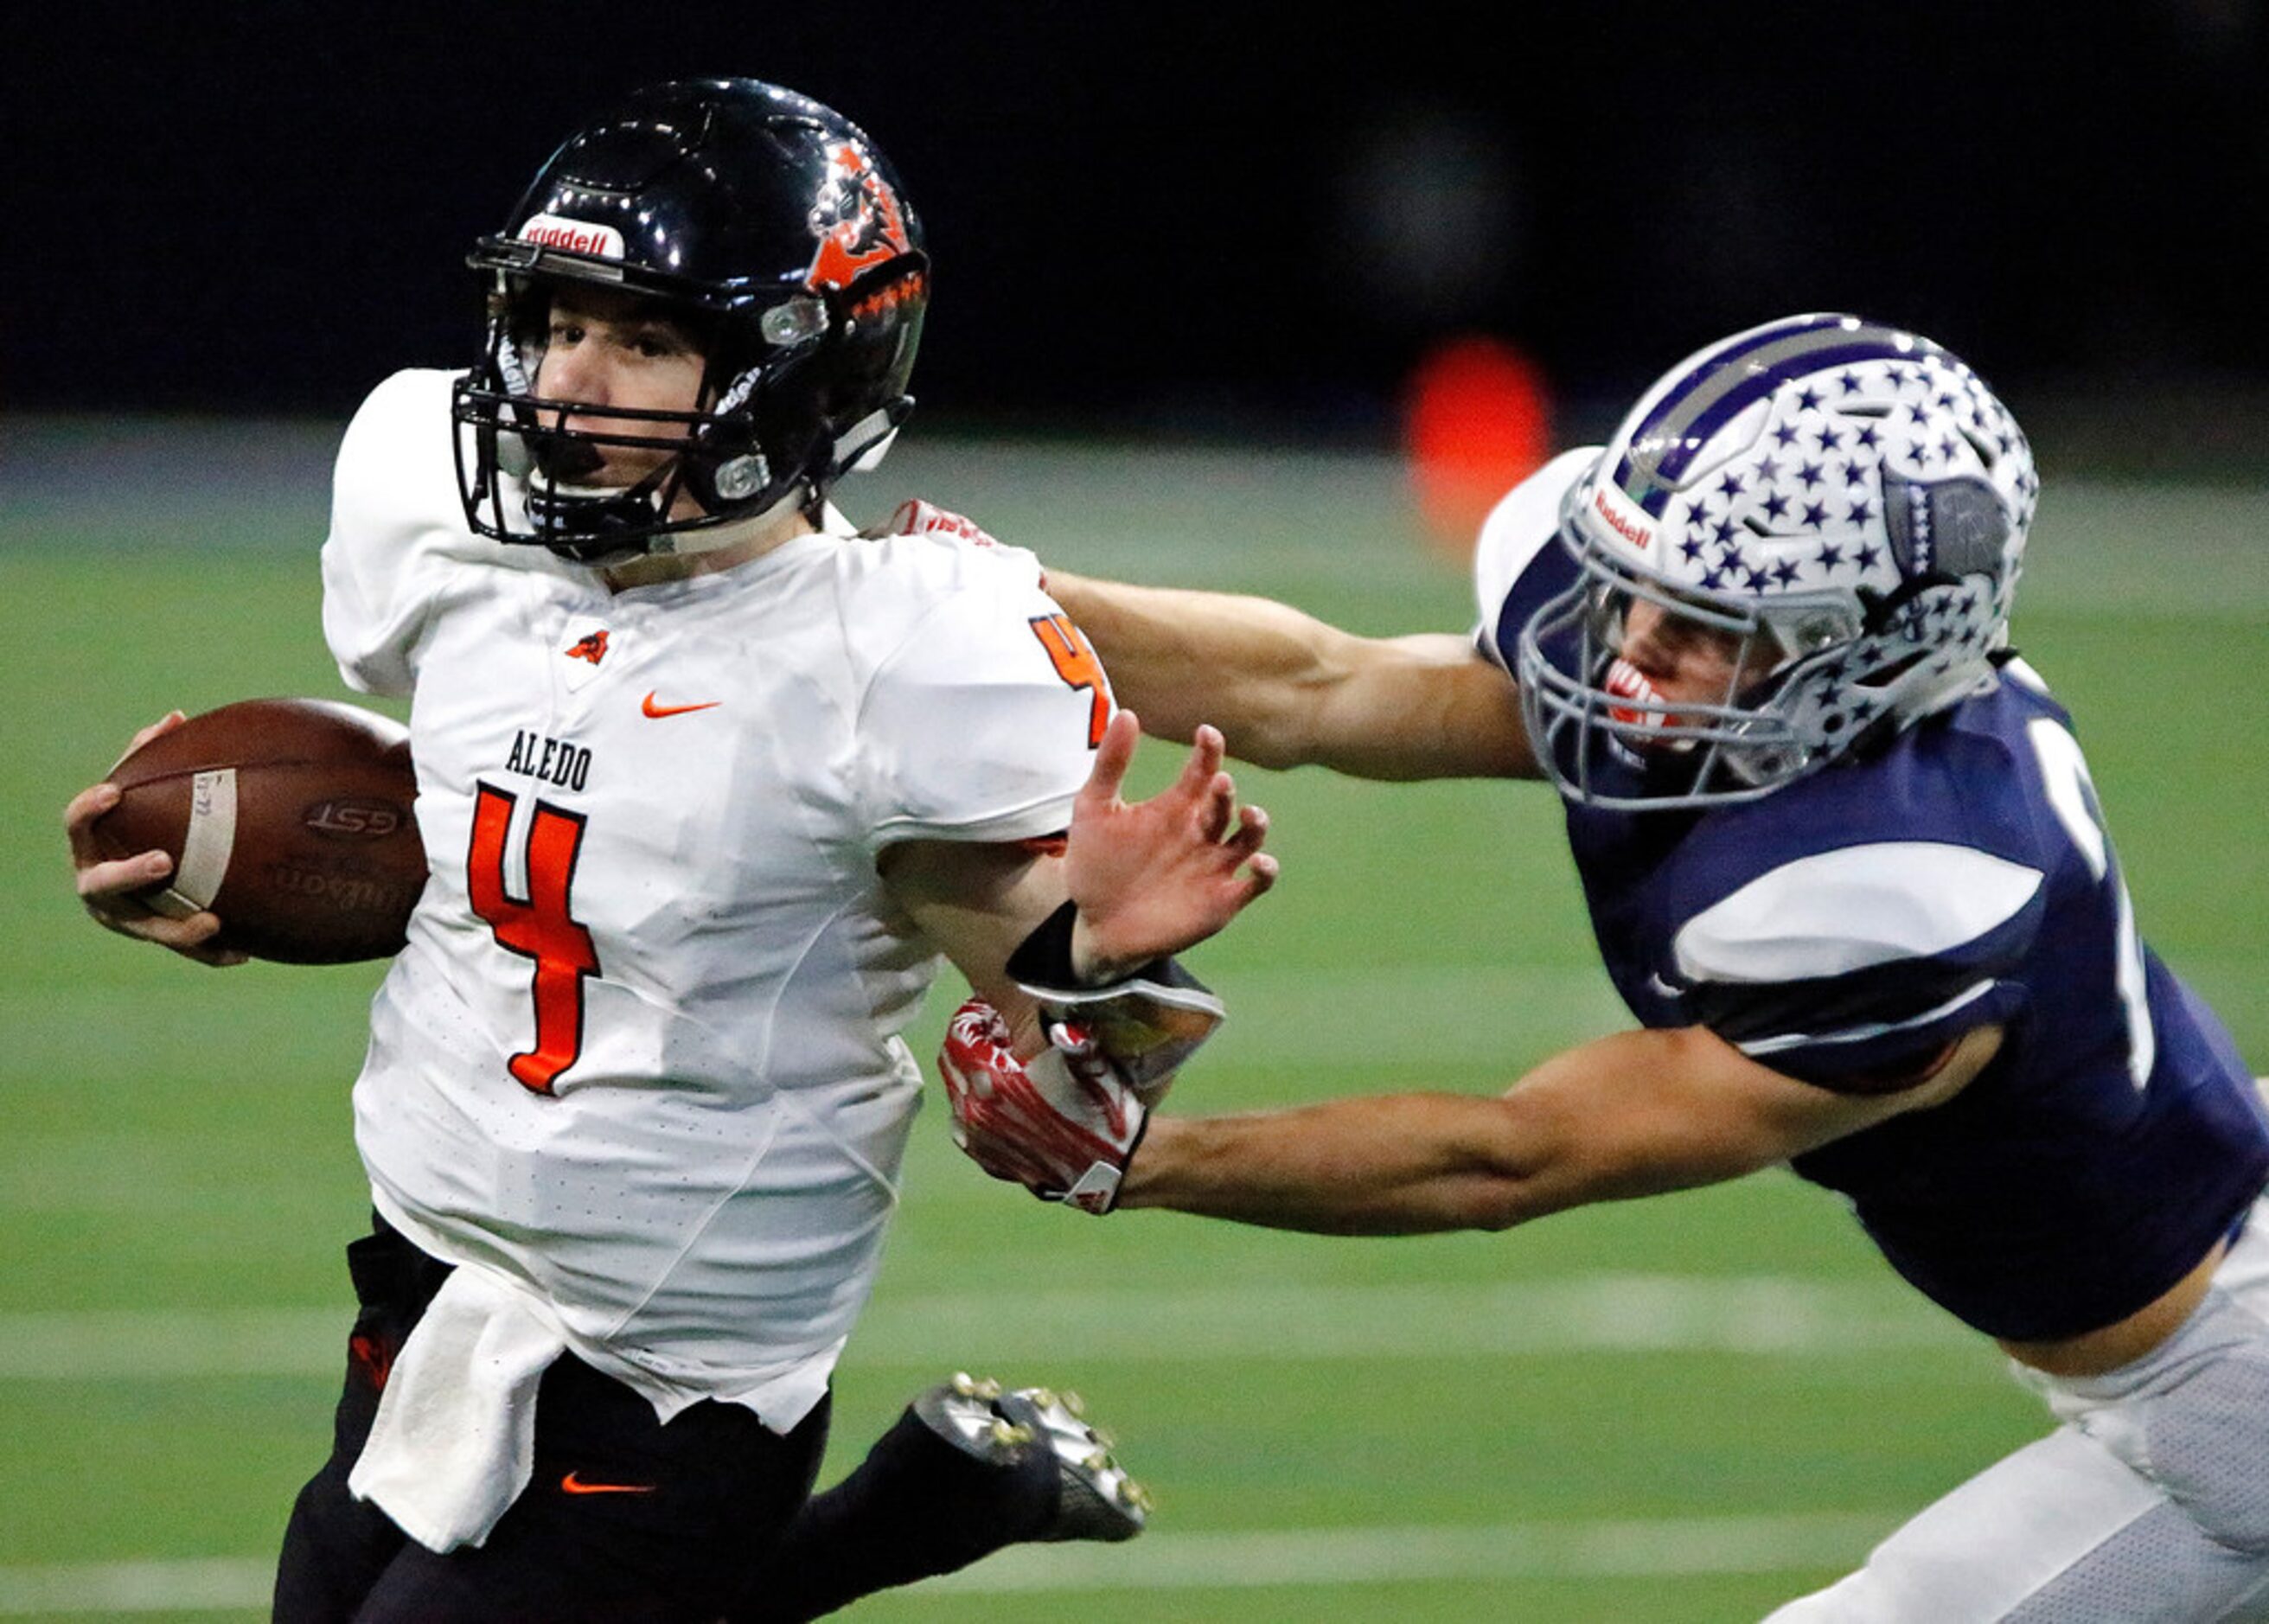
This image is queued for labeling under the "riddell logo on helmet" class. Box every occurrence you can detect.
[519,214,626,260]
[1593,488,1654,551]
[804,142,913,292]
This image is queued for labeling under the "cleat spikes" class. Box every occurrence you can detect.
[912,1372,1147,1544]
[950,1371,1002,1401]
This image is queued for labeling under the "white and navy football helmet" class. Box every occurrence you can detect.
[1517,314,2038,809]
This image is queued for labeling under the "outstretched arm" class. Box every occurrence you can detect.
[1045,572,1539,782]
[882,711,1273,1041]
[890,713,1273,1212]
[1114,1024,2000,1234]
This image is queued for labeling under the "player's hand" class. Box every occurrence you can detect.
[1065,712,1275,981]
[939,996,1147,1214]
[63,713,248,968]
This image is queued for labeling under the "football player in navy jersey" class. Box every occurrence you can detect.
[945,314,2269,1620]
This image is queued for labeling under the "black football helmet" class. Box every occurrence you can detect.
[453,78,930,562]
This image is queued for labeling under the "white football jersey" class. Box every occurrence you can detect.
[321,369,1110,1428]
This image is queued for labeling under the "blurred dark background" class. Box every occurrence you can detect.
[5,1,2266,461]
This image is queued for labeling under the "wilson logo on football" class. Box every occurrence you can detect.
[518,214,627,260]
[803,141,912,292]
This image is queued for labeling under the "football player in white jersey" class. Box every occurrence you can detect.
[945,316,2269,1621]
[65,80,1273,1622]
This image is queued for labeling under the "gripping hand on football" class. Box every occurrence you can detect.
[63,713,248,968]
[1065,711,1276,983]
[941,996,1149,1213]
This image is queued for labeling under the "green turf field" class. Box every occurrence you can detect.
[1,438,2263,1620]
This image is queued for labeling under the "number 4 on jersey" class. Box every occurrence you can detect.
[1031,613,1112,748]
[467,783,599,1094]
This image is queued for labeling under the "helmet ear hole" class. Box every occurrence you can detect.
[709,454,770,502]
[1883,472,2010,580]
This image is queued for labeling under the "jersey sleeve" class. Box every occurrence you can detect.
[320,369,488,699]
[1471,447,1595,673]
[856,553,1105,851]
[1671,841,2046,1089]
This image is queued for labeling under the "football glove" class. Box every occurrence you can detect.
[939,997,1147,1214]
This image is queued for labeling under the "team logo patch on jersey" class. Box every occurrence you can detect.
[566,630,611,666]
[803,141,913,292]
[559,622,613,694]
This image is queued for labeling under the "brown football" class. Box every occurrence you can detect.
[93,698,425,964]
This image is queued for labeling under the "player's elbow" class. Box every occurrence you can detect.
[1437,1108,1563,1232]
[1443,1174,1536,1233]
[1443,1090,1653,1231]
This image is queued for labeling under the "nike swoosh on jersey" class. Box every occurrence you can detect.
[641,692,722,719]
[560,1472,656,1495]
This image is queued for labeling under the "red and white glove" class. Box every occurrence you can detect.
[938,997,1147,1214]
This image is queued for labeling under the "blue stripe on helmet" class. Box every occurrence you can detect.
[1613,318,1920,517]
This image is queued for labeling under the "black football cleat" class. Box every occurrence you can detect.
[912,1371,1151,1543]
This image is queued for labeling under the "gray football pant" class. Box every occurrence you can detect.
[1766,1194,2269,1622]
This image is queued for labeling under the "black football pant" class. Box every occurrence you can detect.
[272,1218,829,1624]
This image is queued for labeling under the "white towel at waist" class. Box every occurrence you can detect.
[346,1263,568,1552]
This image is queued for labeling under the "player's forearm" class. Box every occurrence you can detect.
[1118,1096,1556,1235]
[1047,573,1536,780]
[1115,1029,1840,1235]
[1045,572,1335,768]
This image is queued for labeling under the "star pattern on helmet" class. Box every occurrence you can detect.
[1553,323,2042,808]
[1659,366,1939,598]
[1646,343,2036,776]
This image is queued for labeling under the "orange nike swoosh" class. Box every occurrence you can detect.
[561,1471,656,1496]
[641,692,721,719]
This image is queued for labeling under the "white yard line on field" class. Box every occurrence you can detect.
[0,1275,1966,1381]
[0,1511,1896,1612]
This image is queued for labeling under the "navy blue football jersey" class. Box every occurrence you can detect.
[1473,461,2269,1340]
